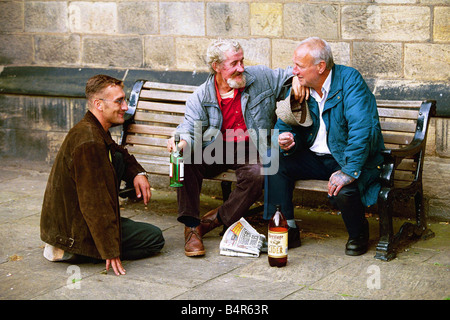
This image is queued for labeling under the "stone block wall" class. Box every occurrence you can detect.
[1,0,448,156]
[0,1,447,81]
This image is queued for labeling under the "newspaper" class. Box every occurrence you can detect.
[219,218,266,257]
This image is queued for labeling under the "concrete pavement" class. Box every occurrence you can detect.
[0,158,448,304]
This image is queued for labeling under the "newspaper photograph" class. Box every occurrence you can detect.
[219,217,266,257]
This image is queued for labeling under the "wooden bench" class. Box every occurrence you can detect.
[120,80,436,261]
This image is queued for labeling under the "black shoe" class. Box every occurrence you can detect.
[288,225,301,249]
[345,220,369,256]
[261,226,301,253]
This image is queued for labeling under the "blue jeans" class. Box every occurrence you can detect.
[264,147,366,238]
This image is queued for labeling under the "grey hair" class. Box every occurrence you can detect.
[298,37,334,70]
[206,39,242,74]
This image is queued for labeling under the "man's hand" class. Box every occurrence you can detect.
[278,132,295,151]
[134,174,151,205]
[328,170,355,196]
[291,76,309,102]
[106,257,126,276]
[167,137,187,153]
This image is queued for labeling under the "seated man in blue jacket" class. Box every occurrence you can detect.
[265,37,385,256]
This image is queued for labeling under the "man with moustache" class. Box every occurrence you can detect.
[41,75,164,275]
[167,39,300,257]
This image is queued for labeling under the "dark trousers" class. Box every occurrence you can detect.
[264,147,366,239]
[113,151,165,260]
[120,217,164,260]
[177,141,264,227]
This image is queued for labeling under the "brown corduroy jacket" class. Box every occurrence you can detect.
[40,111,144,259]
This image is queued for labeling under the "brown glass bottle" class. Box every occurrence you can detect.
[268,205,288,267]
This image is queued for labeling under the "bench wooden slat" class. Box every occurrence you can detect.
[384,143,412,151]
[294,180,329,192]
[376,100,423,108]
[394,181,414,188]
[127,123,175,137]
[125,135,168,147]
[134,154,169,164]
[142,81,197,93]
[137,101,186,114]
[382,133,414,145]
[126,145,169,158]
[139,89,192,102]
[135,161,169,175]
[380,120,416,133]
[134,111,185,125]
[394,170,415,181]
[378,108,419,119]
[396,159,417,171]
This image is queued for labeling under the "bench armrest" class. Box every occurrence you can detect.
[379,100,435,188]
[386,139,424,158]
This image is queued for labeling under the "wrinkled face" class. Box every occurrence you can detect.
[292,46,321,89]
[215,48,246,89]
[98,85,128,128]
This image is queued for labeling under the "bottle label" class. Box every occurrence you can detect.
[268,230,288,258]
[179,160,184,181]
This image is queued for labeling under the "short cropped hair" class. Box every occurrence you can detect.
[298,37,334,70]
[206,39,242,74]
[85,74,124,101]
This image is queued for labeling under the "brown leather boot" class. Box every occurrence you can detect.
[198,207,223,237]
[184,226,205,257]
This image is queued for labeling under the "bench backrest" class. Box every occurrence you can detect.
[121,81,196,175]
[121,80,435,188]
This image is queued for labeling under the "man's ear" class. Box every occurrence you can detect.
[93,99,103,111]
[318,61,327,75]
[212,61,220,73]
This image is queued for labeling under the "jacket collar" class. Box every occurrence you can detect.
[308,65,343,114]
[327,64,342,100]
[84,110,115,147]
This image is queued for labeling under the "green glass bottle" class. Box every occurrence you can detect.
[169,133,184,187]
